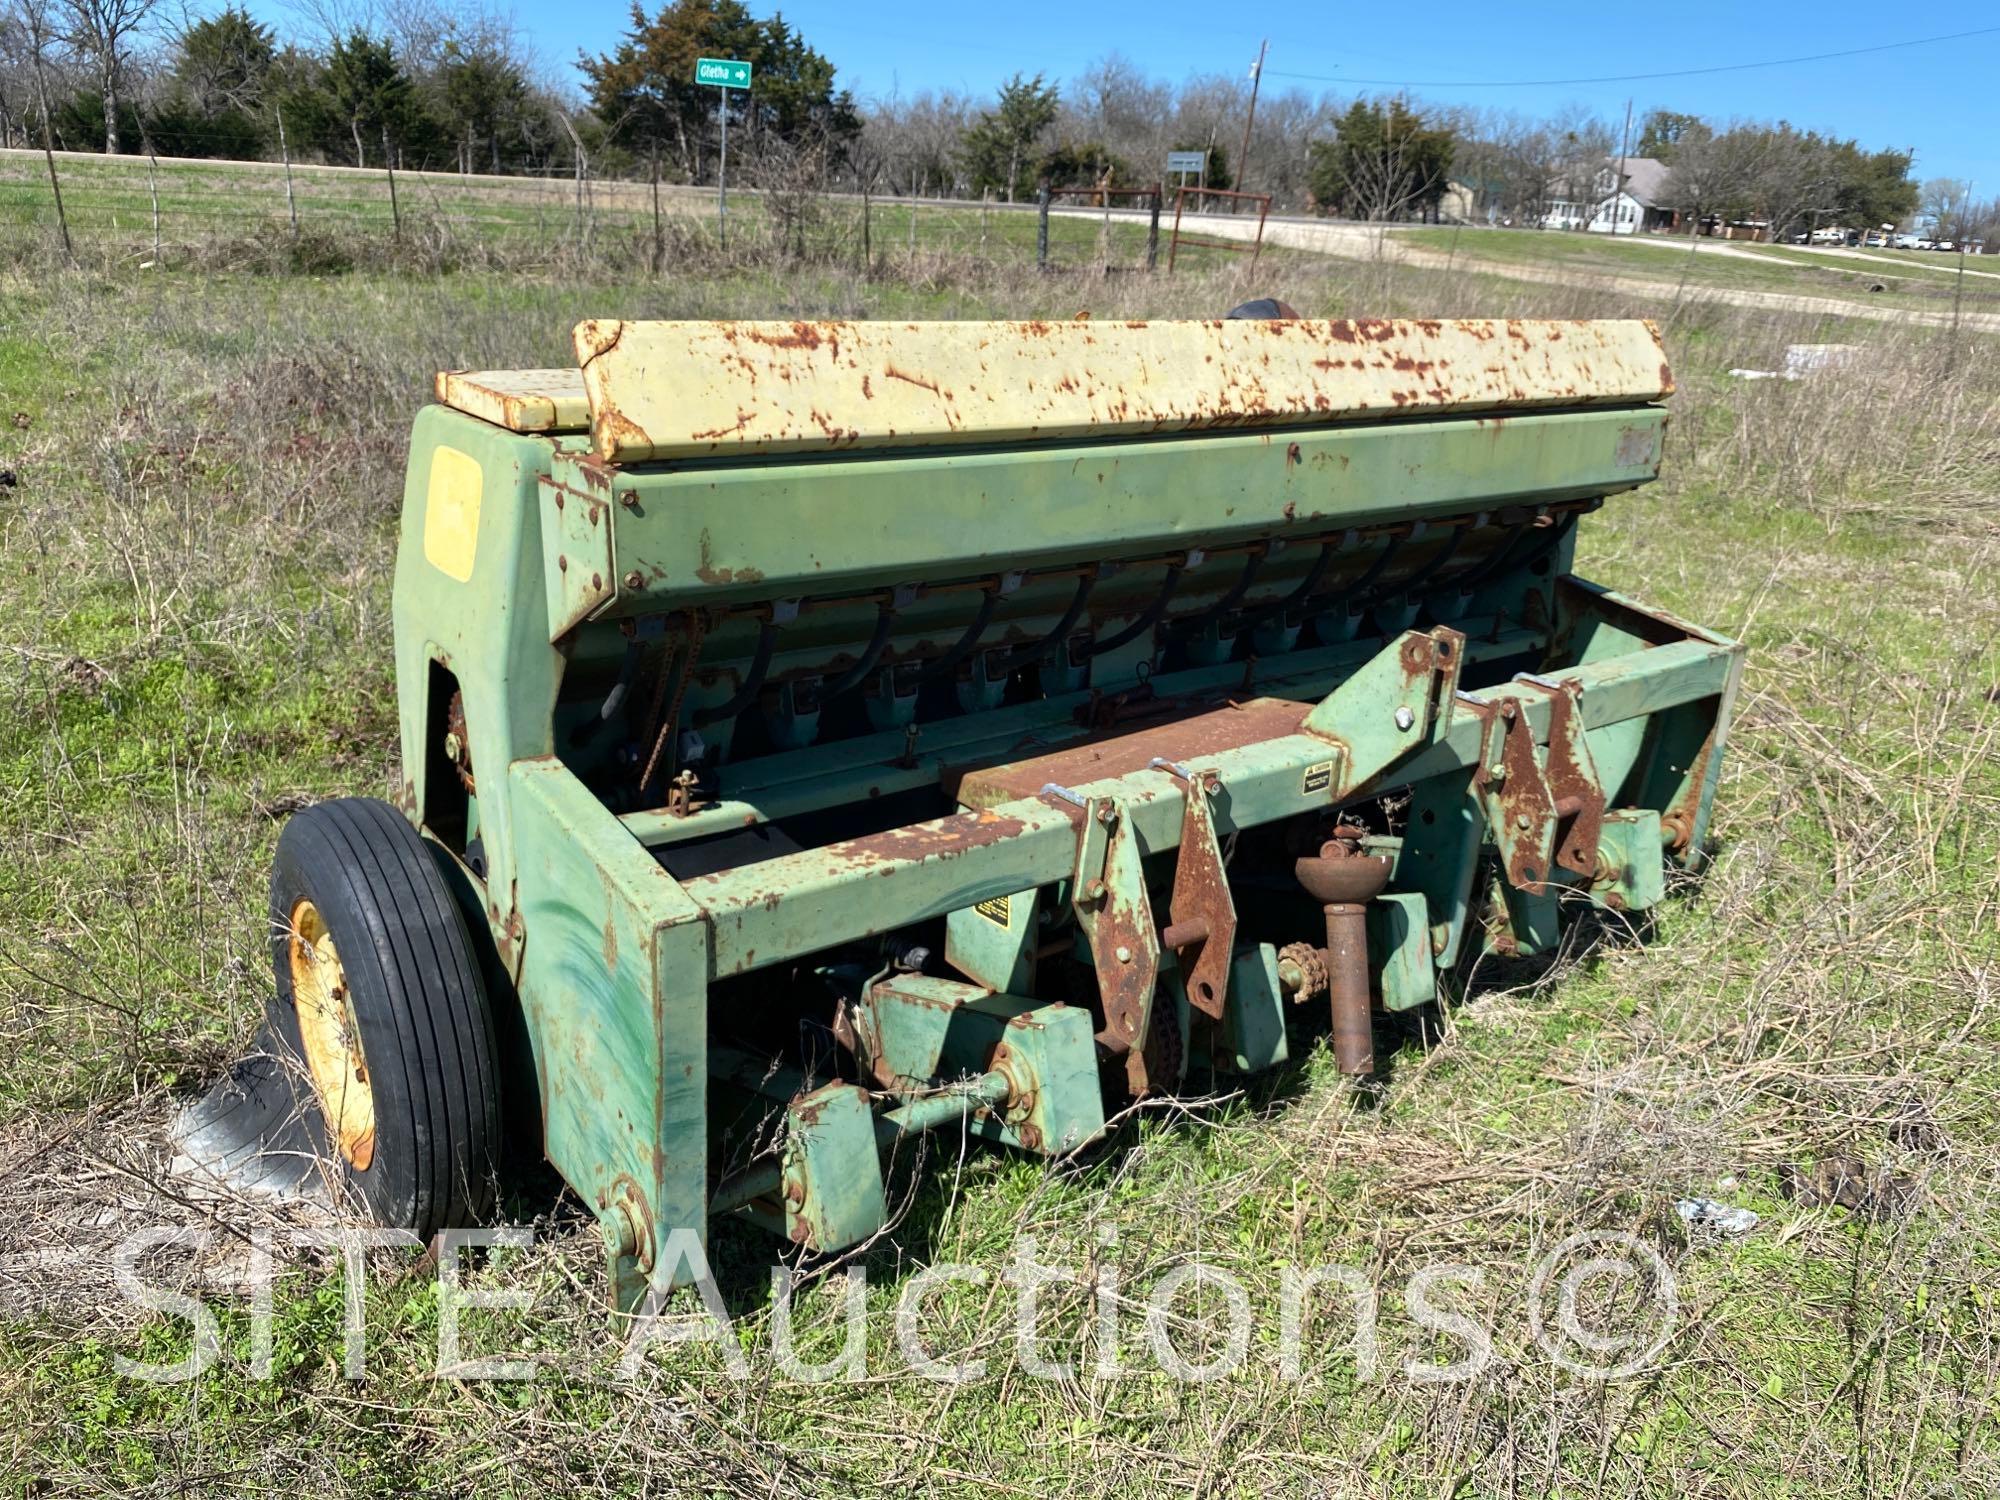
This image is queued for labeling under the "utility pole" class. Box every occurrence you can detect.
[1614,98,1632,233]
[1951,179,1974,342]
[1235,39,1267,202]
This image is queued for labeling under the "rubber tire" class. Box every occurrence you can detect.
[267,797,500,1236]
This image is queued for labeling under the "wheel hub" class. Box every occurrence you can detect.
[287,898,376,1169]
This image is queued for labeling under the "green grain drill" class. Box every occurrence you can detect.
[180,313,1741,1310]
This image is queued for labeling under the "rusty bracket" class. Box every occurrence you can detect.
[1060,789,1166,1095]
[1462,675,1608,896]
[1149,758,1237,1023]
[664,768,705,818]
[1513,674,1606,881]
[1465,694,1559,894]
[1301,625,1466,797]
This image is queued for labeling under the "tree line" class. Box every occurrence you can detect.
[0,0,861,182]
[1,0,1987,243]
[1,0,568,173]
[866,81,1979,242]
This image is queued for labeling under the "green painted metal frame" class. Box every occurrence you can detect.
[678,626,1737,981]
[387,392,1740,1314]
[541,407,1665,614]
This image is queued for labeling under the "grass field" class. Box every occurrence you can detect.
[0,147,1250,277]
[1392,225,2000,315]
[14,147,1995,312]
[1,223,1998,1495]
[1810,244,1999,272]
[1742,242,1997,281]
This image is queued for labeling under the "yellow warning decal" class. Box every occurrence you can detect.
[1302,760,1334,796]
[423,445,482,582]
[974,895,1011,927]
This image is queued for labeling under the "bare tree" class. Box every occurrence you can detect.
[1465,111,1561,226]
[1065,52,1170,182]
[749,123,838,261]
[6,0,62,139]
[1664,122,1754,239]
[1442,106,1544,224]
[1243,87,1331,208]
[1918,176,1970,240]
[1951,192,1997,252]
[863,88,974,198]
[0,3,42,146]
[59,0,157,152]
[1545,106,1613,229]
[1659,122,1761,301]
[4,0,71,251]
[1750,130,1840,244]
[282,0,378,47]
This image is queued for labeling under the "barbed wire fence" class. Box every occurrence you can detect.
[0,130,1241,279]
[13,136,1985,321]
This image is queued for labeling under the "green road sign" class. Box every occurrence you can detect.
[695,57,752,89]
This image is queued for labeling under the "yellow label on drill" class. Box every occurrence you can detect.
[974,895,1011,927]
[423,445,482,583]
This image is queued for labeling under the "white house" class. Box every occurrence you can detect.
[1541,158,1676,235]
[1544,186,1644,235]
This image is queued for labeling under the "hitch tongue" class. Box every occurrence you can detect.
[1291,826,1392,1076]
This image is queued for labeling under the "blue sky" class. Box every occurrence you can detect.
[265,2,2000,187]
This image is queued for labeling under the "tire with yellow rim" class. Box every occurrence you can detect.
[269,797,499,1235]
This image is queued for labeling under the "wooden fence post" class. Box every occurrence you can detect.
[146,143,161,263]
[277,105,298,238]
[38,109,71,261]
[650,146,663,274]
[382,126,401,242]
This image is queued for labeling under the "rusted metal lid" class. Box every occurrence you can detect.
[571,317,1673,464]
[435,367,590,433]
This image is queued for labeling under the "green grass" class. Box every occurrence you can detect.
[1392,224,2000,312]
[1816,243,1994,270]
[1736,242,1964,278]
[0,249,1996,1496]
[0,147,1240,274]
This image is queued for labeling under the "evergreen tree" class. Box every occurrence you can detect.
[319,30,416,168]
[958,72,1058,201]
[1308,98,1455,220]
[580,1,857,183]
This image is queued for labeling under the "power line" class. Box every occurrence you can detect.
[1264,24,2000,90]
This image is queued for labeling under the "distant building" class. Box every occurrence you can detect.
[1542,157,1679,235]
[1440,175,1509,225]
[1698,216,1773,242]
